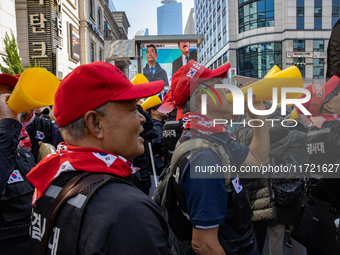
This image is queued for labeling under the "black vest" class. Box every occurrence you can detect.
[307,121,340,165]
[167,138,257,255]
[30,173,131,255]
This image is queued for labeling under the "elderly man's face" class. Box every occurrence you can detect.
[0,85,13,95]
[179,42,190,55]
[146,47,157,65]
[100,100,146,160]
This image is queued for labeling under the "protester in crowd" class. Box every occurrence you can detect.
[143,44,169,88]
[294,76,340,255]
[27,62,169,254]
[20,108,63,161]
[143,95,166,175]
[0,74,35,254]
[157,60,270,254]
[172,42,197,74]
[130,105,159,195]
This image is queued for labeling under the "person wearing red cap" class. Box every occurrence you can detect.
[0,73,35,254]
[26,62,169,255]
[158,60,269,254]
[296,76,340,255]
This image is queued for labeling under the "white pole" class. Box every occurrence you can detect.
[148,142,158,187]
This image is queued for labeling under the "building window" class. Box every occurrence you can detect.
[293,40,305,52]
[214,38,216,46]
[313,58,324,78]
[237,42,282,78]
[214,61,217,69]
[213,23,216,30]
[91,42,95,62]
[218,57,222,66]
[313,40,324,51]
[218,15,221,24]
[296,0,304,30]
[293,57,306,78]
[218,32,221,40]
[209,16,212,23]
[314,0,322,29]
[223,52,228,63]
[89,0,94,20]
[210,29,212,36]
[223,25,226,34]
[332,0,340,27]
[238,0,274,33]
[223,7,226,16]
[217,1,221,10]
[99,49,103,61]
[98,9,101,30]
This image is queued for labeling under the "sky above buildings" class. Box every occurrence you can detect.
[114,0,194,38]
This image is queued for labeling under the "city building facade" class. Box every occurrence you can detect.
[157,0,183,35]
[195,0,338,85]
[9,0,130,78]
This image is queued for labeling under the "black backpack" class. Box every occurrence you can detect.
[270,152,306,206]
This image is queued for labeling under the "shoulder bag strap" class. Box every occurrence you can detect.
[40,172,123,255]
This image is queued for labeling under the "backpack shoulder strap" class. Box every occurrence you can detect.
[40,172,128,255]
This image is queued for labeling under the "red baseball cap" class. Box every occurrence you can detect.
[0,73,18,89]
[158,60,230,113]
[295,75,339,116]
[54,62,164,127]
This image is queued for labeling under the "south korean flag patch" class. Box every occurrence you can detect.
[36,130,45,140]
[187,68,197,78]
[232,175,243,194]
[7,170,24,184]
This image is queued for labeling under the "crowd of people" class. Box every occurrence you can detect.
[0,31,339,255]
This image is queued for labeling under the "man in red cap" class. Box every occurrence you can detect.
[27,62,169,255]
[158,60,269,254]
[0,73,35,254]
[296,76,340,255]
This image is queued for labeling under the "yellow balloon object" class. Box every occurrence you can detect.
[141,95,162,111]
[264,65,281,78]
[227,66,303,103]
[287,108,299,120]
[131,73,149,85]
[7,68,60,114]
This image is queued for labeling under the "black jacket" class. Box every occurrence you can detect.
[25,115,64,161]
[0,118,35,241]
[31,172,169,255]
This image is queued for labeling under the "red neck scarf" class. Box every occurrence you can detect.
[182,112,236,140]
[19,113,35,151]
[27,142,135,205]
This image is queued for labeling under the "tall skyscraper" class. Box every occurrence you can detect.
[157,0,183,35]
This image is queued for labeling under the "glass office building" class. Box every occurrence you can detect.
[157,1,183,35]
[195,0,338,84]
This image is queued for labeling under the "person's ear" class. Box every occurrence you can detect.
[323,102,334,113]
[84,111,104,139]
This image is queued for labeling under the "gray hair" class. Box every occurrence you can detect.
[59,103,107,141]
[182,84,204,114]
